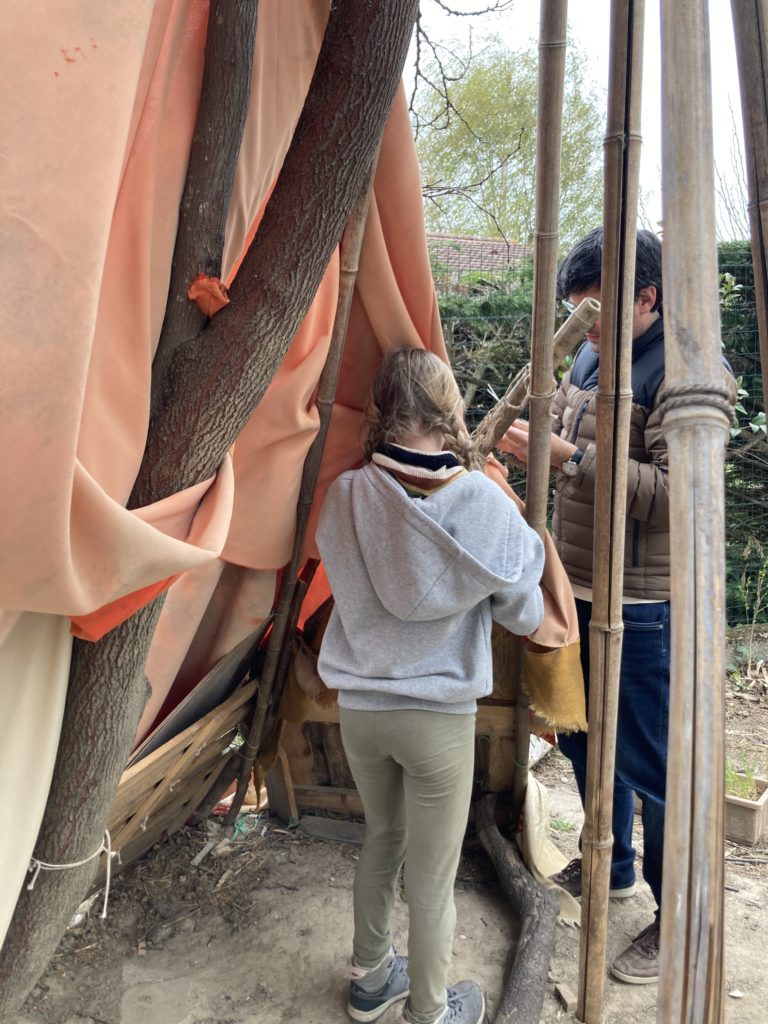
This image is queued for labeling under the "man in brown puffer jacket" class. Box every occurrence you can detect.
[499,228,732,986]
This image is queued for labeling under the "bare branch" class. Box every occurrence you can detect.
[428,0,514,16]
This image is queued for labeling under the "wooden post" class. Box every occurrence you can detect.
[577,2,644,1020]
[730,0,768,414]
[658,1,731,1021]
[509,0,569,828]
[225,149,381,823]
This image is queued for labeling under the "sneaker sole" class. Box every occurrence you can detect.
[609,964,658,985]
[347,989,411,1022]
[608,882,637,899]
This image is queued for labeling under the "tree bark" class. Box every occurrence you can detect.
[475,795,558,1024]
[0,1,418,1011]
[132,0,419,507]
[151,0,259,392]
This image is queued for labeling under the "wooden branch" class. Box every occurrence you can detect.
[577,2,645,1019]
[131,0,419,509]
[731,0,768,416]
[470,297,599,459]
[224,148,381,823]
[475,794,558,1024]
[151,0,259,393]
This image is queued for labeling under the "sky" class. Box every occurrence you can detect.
[408,0,746,238]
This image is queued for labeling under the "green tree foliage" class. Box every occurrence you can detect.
[415,35,603,246]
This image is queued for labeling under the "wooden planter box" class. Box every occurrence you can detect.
[725,777,768,847]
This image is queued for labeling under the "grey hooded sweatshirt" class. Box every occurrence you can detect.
[316,462,545,714]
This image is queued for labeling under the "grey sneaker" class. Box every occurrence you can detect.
[400,981,486,1024]
[551,857,637,899]
[610,919,660,984]
[348,951,410,1021]
[439,981,486,1024]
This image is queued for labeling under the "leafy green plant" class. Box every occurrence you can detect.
[738,537,768,672]
[725,758,758,801]
[550,817,576,833]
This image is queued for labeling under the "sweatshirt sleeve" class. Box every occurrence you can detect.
[490,506,545,636]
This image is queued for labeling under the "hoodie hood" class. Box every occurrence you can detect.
[348,463,525,621]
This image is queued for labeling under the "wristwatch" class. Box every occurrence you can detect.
[561,448,584,477]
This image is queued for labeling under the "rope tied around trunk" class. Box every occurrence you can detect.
[27,830,121,919]
[657,383,734,421]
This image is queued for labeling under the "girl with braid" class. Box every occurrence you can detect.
[317,348,545,1024]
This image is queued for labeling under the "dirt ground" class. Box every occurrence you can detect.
[10,631,768,1024]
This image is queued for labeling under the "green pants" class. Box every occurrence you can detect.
[339,707,476,1024]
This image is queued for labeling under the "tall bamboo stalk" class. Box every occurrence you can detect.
[658,2,731,1021]
[509,0,569,827]
[577,2,644,1020]
[225,152,381,822]
[730,0,768,415]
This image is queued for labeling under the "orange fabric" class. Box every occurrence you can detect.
[187,274,230,316]
[70,575,179,642]
[2,0,577,748]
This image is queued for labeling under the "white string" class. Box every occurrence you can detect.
[27,829,121,919]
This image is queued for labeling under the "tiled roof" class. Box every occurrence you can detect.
[426,233,532,275]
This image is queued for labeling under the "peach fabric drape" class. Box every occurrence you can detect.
[1,2,580,949]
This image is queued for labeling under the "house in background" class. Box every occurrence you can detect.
[426,232,532,293]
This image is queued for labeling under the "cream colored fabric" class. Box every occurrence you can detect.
[517,776,581,927]
[0,612,72,946]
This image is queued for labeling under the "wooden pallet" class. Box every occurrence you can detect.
[270,624,521,825]
[96,679,258,883]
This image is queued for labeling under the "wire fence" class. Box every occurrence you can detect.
[438,258,767,626]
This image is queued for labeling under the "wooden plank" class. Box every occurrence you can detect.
[298,815,365,845]
[111,749,232,851]
[109,679,258,826]
[485,734,516,793]
[320,722,355,788]
[96,758,226,884]
[109,721,238,826]
[280,720,316,784]
[293,784,364,818]
[112,686,256,848]
[265,746,300,825]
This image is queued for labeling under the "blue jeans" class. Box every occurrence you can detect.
[558,598,670,909]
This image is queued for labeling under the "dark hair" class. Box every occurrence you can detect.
[556,226,663,313]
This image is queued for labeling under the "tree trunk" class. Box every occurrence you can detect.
[475,795,558,1024]
[0,1,418,1010]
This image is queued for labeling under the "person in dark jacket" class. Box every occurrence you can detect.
[499,228,674,985]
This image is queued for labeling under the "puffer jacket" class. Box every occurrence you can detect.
[551,318,671,600]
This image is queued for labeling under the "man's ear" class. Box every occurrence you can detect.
[636,285,657,312]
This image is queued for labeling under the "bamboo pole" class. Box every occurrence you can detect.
[509,0,569,830]
[577,2,645,1020]
[470,297,600,459]
[224,151,381,823]
[657,2,731,1021]
[730,0,768,415]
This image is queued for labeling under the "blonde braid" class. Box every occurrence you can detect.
[364,347,481,469]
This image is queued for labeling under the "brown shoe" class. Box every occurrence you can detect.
[610,920,660,984]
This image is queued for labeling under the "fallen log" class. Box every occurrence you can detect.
[475,794,558,1024]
